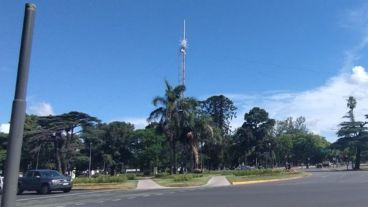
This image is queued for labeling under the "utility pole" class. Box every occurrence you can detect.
[180,20,187,86]
[89,142,92,178]
[1,3,36,207]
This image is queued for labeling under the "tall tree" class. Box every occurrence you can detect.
[129,128,167,175]
[234,107,275,167]
[335,96,367,170]
[201,95,237,169]
[23,112,99,173]
[201,95,237,137]
[148,80,185,174]
[0,132,7,171]
[275,116,308,136]
[177,97,217,171]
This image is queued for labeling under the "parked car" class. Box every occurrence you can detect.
[322,161,331,167]
[18,169,72,195]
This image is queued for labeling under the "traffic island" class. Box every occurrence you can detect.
[73,180,137,190]
[153,174,212,187]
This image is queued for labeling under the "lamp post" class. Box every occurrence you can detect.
[200,141,204,172]
[88,142,92,178]
[268,142,272,168]
[1,4,36,207]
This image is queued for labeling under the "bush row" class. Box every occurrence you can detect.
[74,174,136,184]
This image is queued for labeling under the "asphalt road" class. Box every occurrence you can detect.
[3,169,368,207]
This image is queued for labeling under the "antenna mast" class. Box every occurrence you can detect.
[180,20,187,86]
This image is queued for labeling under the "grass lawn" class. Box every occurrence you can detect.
[154,174,212,187]
[73,180,137,190]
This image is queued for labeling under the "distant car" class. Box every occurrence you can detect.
[322,161,331,167]
[316,163,323,168]
[18,169,72,195]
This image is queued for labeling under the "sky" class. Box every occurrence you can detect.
[2,0,368,142]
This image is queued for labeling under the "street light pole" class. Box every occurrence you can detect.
[1,4,36,207]
[89,142,92,178]
[200,141,204,172]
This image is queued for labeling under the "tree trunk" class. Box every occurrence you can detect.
[354,146,361,170]
[187,132,199,170]
[170,135,175,175]
[173,140,177,174]
[54,140,62,173]
[192,144,199,170]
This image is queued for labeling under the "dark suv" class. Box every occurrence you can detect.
[18,169,72,194]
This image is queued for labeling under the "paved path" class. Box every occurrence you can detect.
[136,179,168,190]
[205,176,231,187]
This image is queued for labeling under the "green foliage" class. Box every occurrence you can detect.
[129,128,167,175]
[126,174,136,180]
[21,112,100,173]
[148,80,186,174]
[201,95,237,137]
[275,133,330,165]
[173,174,193,182]
[232,169,283,176]
[232,107,276,167]
[154,172,171,179]
[81,121,135,175]
[0,133,7,169]
[73,175,128,184]
[334,96,368,170]
[275,117,308,136]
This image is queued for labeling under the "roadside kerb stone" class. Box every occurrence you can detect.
[231,175,306,185]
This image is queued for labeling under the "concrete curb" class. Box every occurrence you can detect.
[232,175,306,185]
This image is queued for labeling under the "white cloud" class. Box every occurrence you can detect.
[230,66,368,142]
[0,123,10,134]
[351,66,368,84]
[28,102,55,116]
[110,117,148,129]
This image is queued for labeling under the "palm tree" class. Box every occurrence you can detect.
[177,97,217,171]
[148,81,185,174]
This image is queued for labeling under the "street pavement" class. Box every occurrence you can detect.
[205,176,231,187]
[2,169,368,207]
[136,178,168,190]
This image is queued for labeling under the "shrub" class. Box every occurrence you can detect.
[126,174,136,180]
[232,169,283,177]
[154,172,171,179]
[74,175,128,184]
[173,174,193,182]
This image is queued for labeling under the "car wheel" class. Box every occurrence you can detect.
[63,188,71,193]
[17,185,23,195]
[40,184,50,194]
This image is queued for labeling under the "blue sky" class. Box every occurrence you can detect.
[2,0,368,141]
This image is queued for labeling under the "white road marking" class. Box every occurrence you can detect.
[16,190,119,202]
[154,193,163,196]
[112,198,121,201]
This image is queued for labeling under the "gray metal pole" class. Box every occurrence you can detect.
[1,3,36,207]
[89,142,91,178]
